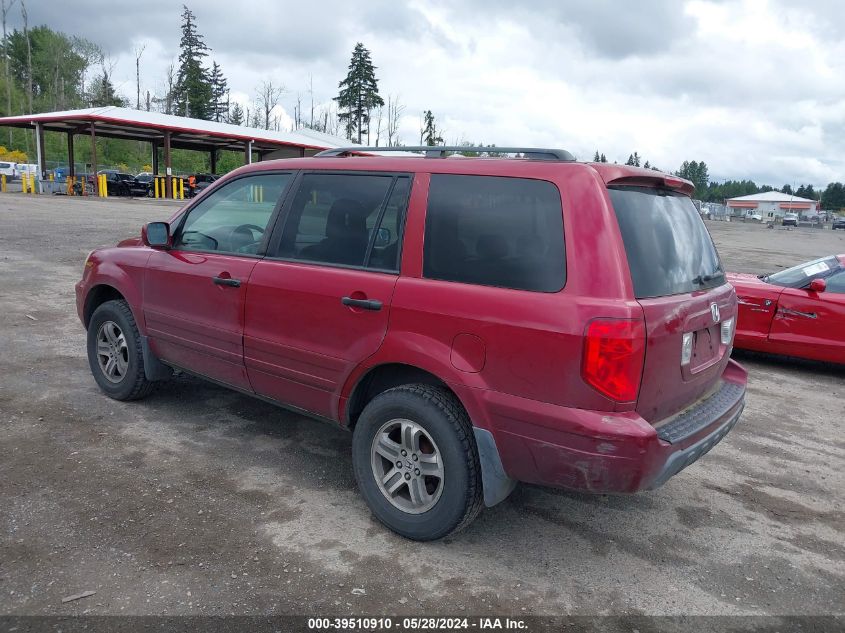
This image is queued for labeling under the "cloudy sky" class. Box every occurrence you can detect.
[14,0,845,187]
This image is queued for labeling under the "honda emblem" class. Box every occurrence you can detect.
[710,303,720,323]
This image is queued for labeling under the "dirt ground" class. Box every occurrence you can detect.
[0,195,843,617]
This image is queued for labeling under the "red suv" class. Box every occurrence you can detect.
[76,146,747,541]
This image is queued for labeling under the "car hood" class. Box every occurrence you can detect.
[117,236,142,247]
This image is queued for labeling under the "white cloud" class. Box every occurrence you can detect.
[12,0,845,187]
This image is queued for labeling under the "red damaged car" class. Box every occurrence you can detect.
[729,255,845,364]
[76,147,747,540]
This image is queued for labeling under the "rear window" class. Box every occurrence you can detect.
[609,186,724,298]
[423,174,565,292]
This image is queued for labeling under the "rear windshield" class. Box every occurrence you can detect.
[609,186,724,298]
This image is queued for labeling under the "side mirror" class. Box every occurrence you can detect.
[808,278,826,293]
[374,227,392,247]
[142,222,171,249]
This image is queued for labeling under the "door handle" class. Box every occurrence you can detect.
[213,276,241,288]
[341,296,382,311]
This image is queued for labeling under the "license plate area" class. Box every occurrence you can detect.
[688,324,722,374]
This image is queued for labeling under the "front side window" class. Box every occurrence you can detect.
[423,174,566,292]
[174,173,291,255]
[825,269,845,294]
[276,173,409,270]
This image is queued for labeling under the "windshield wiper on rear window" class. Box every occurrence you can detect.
[692,271,722,285]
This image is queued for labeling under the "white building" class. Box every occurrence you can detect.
[726,192,819,219]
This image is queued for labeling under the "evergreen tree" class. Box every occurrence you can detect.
[88,69,125,107]
[643,160,650,169]
[626,152,641,167]
[821,182,845,210]
[228,101,244,126]
[422,110,443,146]
[600,153,607,163]
[593,150,600,161]
[334,42,384,143]
[676,160,709,194]
[795,184,807,198]
[209,60,228,122]
[174,5,212,120]
[781,184,793,195]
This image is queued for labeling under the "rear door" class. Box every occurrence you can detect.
[243,172,411,419]
[143,172,293,389]
[608,186,735,423]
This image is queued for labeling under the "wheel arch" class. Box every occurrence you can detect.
[343,361,516,508]
[83,284,127,328]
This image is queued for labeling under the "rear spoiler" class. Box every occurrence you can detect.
[590,164,695,196]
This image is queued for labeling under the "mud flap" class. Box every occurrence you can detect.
[141,335,173,381]
[473,427,517,507]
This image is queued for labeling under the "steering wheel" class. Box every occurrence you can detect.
[230,224,266,254]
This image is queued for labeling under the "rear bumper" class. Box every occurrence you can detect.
[485,359,747,493]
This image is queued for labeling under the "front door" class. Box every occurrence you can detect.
[143,172,294,389]
[768,268,845,363]
[244,172,411,419]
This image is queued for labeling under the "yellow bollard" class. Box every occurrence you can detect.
[103,174,109,197]
[1,174,6,193]
[154,177,159,199]
[171,177,176,200]
[23,174,28,194]
[32,174,37,194]
[179,177,184,200]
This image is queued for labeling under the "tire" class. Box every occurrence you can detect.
[352,384,484,541]
[86,299,154,401]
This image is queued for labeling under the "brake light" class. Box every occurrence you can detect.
[582,318,646,403]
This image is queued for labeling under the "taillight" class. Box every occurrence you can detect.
[582,318,646,403]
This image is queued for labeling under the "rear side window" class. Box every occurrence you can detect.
[423,175,565,292]
[609,186,724,298]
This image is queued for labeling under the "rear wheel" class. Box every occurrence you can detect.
[87,300,154,401]
[352,384,483,541]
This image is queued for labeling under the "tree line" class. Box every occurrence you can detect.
[1,2,842,202]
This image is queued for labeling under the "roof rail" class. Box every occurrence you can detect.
[314,146,577,161]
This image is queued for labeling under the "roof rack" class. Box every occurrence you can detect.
[314,146,577,161]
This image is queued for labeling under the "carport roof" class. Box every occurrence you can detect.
[0,106,351,153]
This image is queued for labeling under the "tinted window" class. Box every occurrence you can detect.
[609,186,724,298]
[825,269,845,293]
[278,173,407,269]
[423,175,565,292]
[174,173,291,255]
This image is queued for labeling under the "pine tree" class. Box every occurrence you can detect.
[335,42,384,143]
[229,101,244,126]
[593,151,600,161]
[600,153,607,163]
[626,152,641,167]
[422,110,443,146]
[174,5,213,120]
[209,60,228,122]
[89,69,124,107]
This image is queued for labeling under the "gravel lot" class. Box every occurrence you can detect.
[0,195,843,617]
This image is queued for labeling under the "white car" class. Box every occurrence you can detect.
[782,212,799,227]
[0,161,16,179]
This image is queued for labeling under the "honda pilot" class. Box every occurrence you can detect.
[75,146,747,541]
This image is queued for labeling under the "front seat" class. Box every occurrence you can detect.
[300,199,369,266]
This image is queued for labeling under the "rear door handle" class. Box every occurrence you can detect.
[213,276,241,288]
[342,296,382,311]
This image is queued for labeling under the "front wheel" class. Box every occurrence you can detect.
[86,299,154,401]
[352,384,483,541]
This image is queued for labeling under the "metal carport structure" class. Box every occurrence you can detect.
[0,106,350,196]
